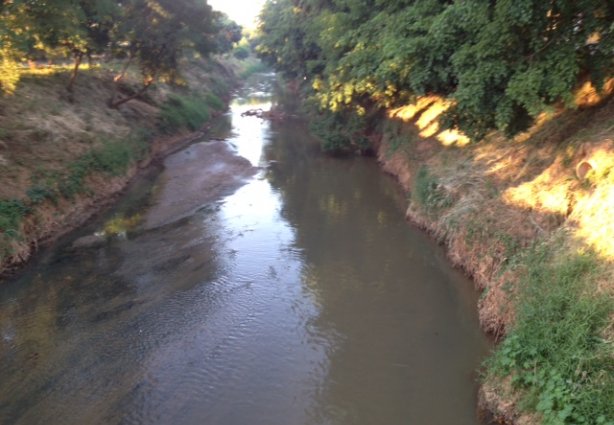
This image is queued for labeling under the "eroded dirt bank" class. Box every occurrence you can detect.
[3,130,207,274]
[373,91,614,424]
[0,59,239,276]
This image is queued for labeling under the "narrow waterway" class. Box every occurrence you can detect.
[0,75,490,425]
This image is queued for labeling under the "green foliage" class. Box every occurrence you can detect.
[309,108,370,153]
[489,247,614,425]
[0,0,240,94]
[383,120,410,153]
[233,45,250,60]
[205,93,224,111]
[257,0,614,140]
[413,167,452,214]
[159,94,211,132]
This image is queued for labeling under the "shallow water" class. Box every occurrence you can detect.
[0,74,490,425]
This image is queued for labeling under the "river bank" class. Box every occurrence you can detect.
[0,58,241,276]
[0,72,489,425]
[371,88,614,423]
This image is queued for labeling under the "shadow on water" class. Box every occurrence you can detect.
[0,73,491,425]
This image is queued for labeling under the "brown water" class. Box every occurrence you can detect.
[0,75,490,425]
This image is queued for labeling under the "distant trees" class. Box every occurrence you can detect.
[256,0,614,139]
[0,0,240,100]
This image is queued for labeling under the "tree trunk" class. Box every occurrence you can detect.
[109,78,153,108]
[108,54,134,106]
[66,51,83,93]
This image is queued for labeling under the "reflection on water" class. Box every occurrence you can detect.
[0,74,490,425]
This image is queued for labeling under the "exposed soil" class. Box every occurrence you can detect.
[373,93,614,424]
[0,130,208,276]
[144,140,257,229]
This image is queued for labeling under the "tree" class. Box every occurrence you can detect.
[109,0,221,108]
[257,0,614,140]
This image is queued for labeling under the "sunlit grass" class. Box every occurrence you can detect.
[388,96,470,147]
[575,78,614,108]
[18,63,101,77]
[503,162,572,216]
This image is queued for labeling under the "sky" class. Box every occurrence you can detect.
[208,0,267,29]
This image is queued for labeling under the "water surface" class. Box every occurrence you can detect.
[0,74,490,425]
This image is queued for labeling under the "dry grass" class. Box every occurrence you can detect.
[379,82,614,424]
[380,89,614,332]
[0,57,237,272]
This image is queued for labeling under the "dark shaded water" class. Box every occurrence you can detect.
[0,75,490,425]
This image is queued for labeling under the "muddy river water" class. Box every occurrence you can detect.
[0,75,490,425]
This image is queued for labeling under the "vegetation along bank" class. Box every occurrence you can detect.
[256,1,614,424]
[0,0,253,274]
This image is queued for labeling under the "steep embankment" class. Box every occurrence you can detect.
[0,59,238,275]
[374,83,614,424]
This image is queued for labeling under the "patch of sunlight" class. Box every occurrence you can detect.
[578,144,614,183]
[103,214,142,237]
[388,96,471,147]
[573,184,614,260]
[575,78,614,108]
[481,153,518,175]
[416,100,450,129]
[436,129,470,147]
[19,63,100,77]
[502,142,614,260]
[503,164,572,216]
[388,96,439,121]
[419,121,439,138]
[586,32,601,45]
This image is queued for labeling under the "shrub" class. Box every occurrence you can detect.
[233,45,250,60]
[159,94,211,132]
[205,93,224,111]
[309,109,370,153]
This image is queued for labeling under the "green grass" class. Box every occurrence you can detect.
[159,94,211,133]
[0,199,29,237]
[1,131,149,261]
[413,166,452,215]
[488,244,614,425]
[58,133,147,198]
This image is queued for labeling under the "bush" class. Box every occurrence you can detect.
[309,109,370,153]
[233,45,250,60]
[159,94,211,132]
[205,93,224,111]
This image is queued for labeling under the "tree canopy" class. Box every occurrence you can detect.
[256,0,614,139]
[0,0,241,95]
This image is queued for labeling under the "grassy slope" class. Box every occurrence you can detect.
[0,58,238,273]
[376,85,614,424]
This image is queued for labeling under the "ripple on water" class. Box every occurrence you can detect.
[0,73,489,425]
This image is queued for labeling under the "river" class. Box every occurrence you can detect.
[0,74,490,425]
